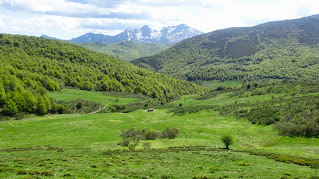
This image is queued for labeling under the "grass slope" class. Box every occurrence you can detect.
[49,88,141,105]
[79,41,170,62]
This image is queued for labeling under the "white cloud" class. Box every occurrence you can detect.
[1,0,319,39]
[0,19,5,26]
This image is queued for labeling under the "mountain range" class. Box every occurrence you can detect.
[69,24,203,44]
[132,14,319,82]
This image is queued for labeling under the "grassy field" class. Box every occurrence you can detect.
[1,89,319,178]
[49,88,141,105]
[170,92,287,107]
[1,147,318,179]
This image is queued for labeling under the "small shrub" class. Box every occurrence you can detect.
[145,131,157,140]
[161,127,179,139]
[142,142,151,150]
[132,136,141,145]
[76,102,83,109]
[128,142,137,151]
[14,112,26,120]
[120,139,131,147]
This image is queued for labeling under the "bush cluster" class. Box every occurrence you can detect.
[52,99,102,114]
[214,82,319,137]
[119,127,179,147]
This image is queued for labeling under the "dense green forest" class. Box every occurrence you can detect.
[132,15,319,82]
[79,41,169,62]
[0,34,205,117]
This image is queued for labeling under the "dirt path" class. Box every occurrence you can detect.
[89,105,108,114]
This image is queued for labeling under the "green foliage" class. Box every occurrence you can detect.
[79,41,170,62]
[245,107,280,125]
[161,127,179,139]
[37,96,47,114]
[211,82,319,137]
[221,135,233,149]
[132,16,319,83]
[3,99,18,116]
[52,99,101,114]
[0,34,206,117]
[128,142,137,151]
[142,142,151,150]
[119,127,179,145]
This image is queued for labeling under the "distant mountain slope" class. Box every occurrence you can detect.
[70,24,203,44]
[0,34,206,116]
[132,14,319,82]
[79,41,170,62]
[41,35,60,40]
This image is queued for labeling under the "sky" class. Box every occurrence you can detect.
[0,0,319,40]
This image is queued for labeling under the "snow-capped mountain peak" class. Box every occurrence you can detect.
[70,24,203,44]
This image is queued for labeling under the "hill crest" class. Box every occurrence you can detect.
[132,14,319,82]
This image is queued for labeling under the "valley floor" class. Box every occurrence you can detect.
[1,88,319,178]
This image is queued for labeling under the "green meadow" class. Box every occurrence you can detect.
[49,88,141,105]
[1,88,319,178]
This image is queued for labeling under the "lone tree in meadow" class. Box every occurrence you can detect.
[221,135,233,149]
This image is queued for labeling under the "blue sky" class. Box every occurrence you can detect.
[0,0,318,40]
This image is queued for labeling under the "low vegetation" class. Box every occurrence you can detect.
[119,127,179,147]
[171,81,319,138]
[2,147,318,178]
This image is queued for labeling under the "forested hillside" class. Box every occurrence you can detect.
[132,14,319,82]
[0,34,205,117]
[79,41,169,62]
